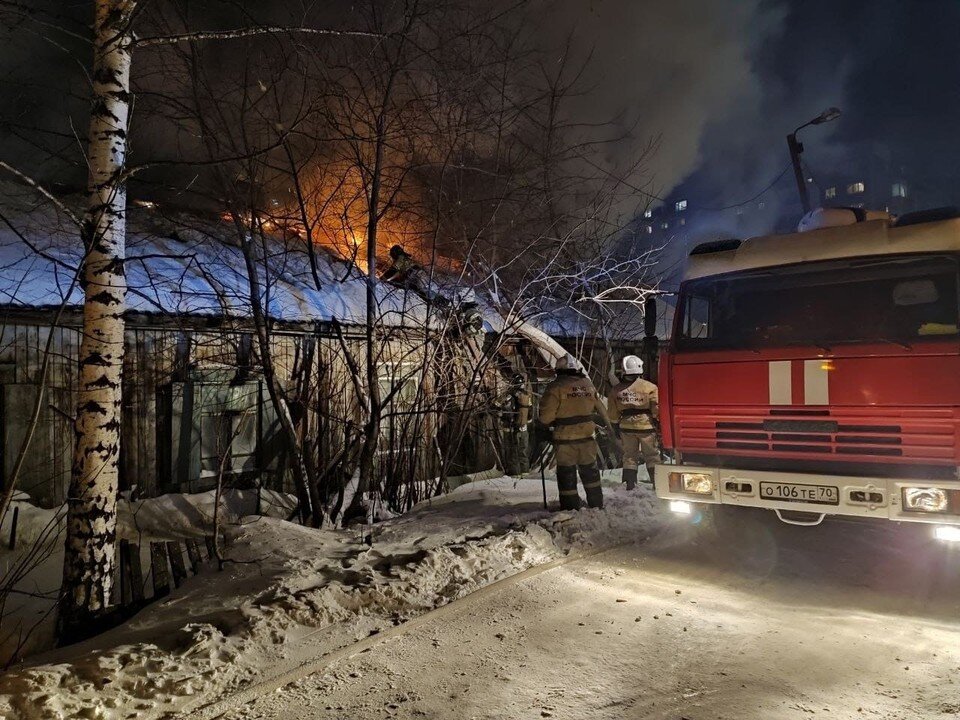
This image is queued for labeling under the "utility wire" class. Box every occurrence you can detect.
[621,164,792,216]
[696,165,792,211]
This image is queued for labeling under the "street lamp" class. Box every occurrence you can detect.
[787,107,841,213]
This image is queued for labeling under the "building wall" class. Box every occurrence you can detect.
[0,316,462,508]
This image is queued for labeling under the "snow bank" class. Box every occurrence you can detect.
[1,488,296,551]
[117,488,296,543]
[0,489,298,668]
[1,492,64,550]
[0,476,664,720]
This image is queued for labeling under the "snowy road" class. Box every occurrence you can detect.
[215,509,960,720]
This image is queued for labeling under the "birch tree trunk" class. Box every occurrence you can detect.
[59,0,134,635]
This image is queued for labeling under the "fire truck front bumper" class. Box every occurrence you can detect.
[654,462,960,538]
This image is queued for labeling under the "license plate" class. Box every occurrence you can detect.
[759,482,838,505]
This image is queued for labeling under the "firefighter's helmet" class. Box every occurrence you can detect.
[622,355,643,376]
[555,353,582,372]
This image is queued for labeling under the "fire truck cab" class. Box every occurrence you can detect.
[655,207,960,541]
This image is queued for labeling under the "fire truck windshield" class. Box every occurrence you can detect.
[676,254,960,351]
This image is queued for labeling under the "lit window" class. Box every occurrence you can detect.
[645,225,653,234]
[679,218,686,226]
[643,209,652,218]
[825,187,836,199]
[661,221,669,230]
[892,182,908,198]
[847,182,865,194]
[675,200,688,212]
[758,201,765,210]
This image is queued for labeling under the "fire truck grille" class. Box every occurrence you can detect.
[677,409,957,465]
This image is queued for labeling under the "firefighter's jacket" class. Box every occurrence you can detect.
[539,373,598,442]
[382,254,417,283]
[607,377,659,432]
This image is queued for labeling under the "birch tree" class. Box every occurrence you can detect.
[53,0,383,633]
[58,0,135,635]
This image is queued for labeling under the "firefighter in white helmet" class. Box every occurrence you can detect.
[537,353,603,510]
[607,355,659,490]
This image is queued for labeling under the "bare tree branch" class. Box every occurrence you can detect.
[135,27,386,48]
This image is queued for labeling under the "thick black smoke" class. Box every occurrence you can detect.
[675,0,960,214]
[4,0,957,215]
[538,0,782,200]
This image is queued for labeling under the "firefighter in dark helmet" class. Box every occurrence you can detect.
[607,355,659,490]
[537,354,603,510]
[380,244,418,284]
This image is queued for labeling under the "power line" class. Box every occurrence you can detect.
[627,164,792,217]
[696,165,791,211]
[581,154,791,216]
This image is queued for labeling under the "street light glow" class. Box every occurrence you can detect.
[811,106,842,125]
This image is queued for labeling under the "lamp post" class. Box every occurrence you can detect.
[787,107,841,214]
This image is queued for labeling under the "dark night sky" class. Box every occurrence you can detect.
[2,0,958,217]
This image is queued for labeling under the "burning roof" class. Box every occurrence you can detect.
[0,182,432,327]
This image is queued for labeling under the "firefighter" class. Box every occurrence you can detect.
[504,372,533,475]
[382,244,451,309]
[607,355,659,490]
[537,354,603,510]
[380,244,418,284]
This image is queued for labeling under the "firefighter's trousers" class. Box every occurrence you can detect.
[554,437,603,510]
[506,428,530,475]
[622,430,659,481]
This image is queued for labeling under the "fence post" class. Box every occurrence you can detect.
[149,542,171,598]
[7,506,18,550]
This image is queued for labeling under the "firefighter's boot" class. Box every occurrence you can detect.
[580,464,604,509]
[557,466,582,510]
[622,468,638,491]
[645,464,656,486]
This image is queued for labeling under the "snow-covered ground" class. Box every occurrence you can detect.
[0,473,662,720]
[207,510,960,720]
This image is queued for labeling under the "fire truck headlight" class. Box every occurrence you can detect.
[902,487,950,513]
[934,525,960,542]
[669,500,692,515]
[668,472,714,495]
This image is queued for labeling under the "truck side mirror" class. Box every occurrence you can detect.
[644,296,657,339]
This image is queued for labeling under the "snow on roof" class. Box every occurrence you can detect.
[532,296,673,341]
[0,183,429,327]
[685,217,960,281]
[0,183,605,355]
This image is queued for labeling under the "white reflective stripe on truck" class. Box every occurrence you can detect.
[768,361,792,405]
[803,359,830,405]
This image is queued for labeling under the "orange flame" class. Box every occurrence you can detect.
[222,163,463,276]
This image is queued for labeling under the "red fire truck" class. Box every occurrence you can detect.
[655,207,960,541]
